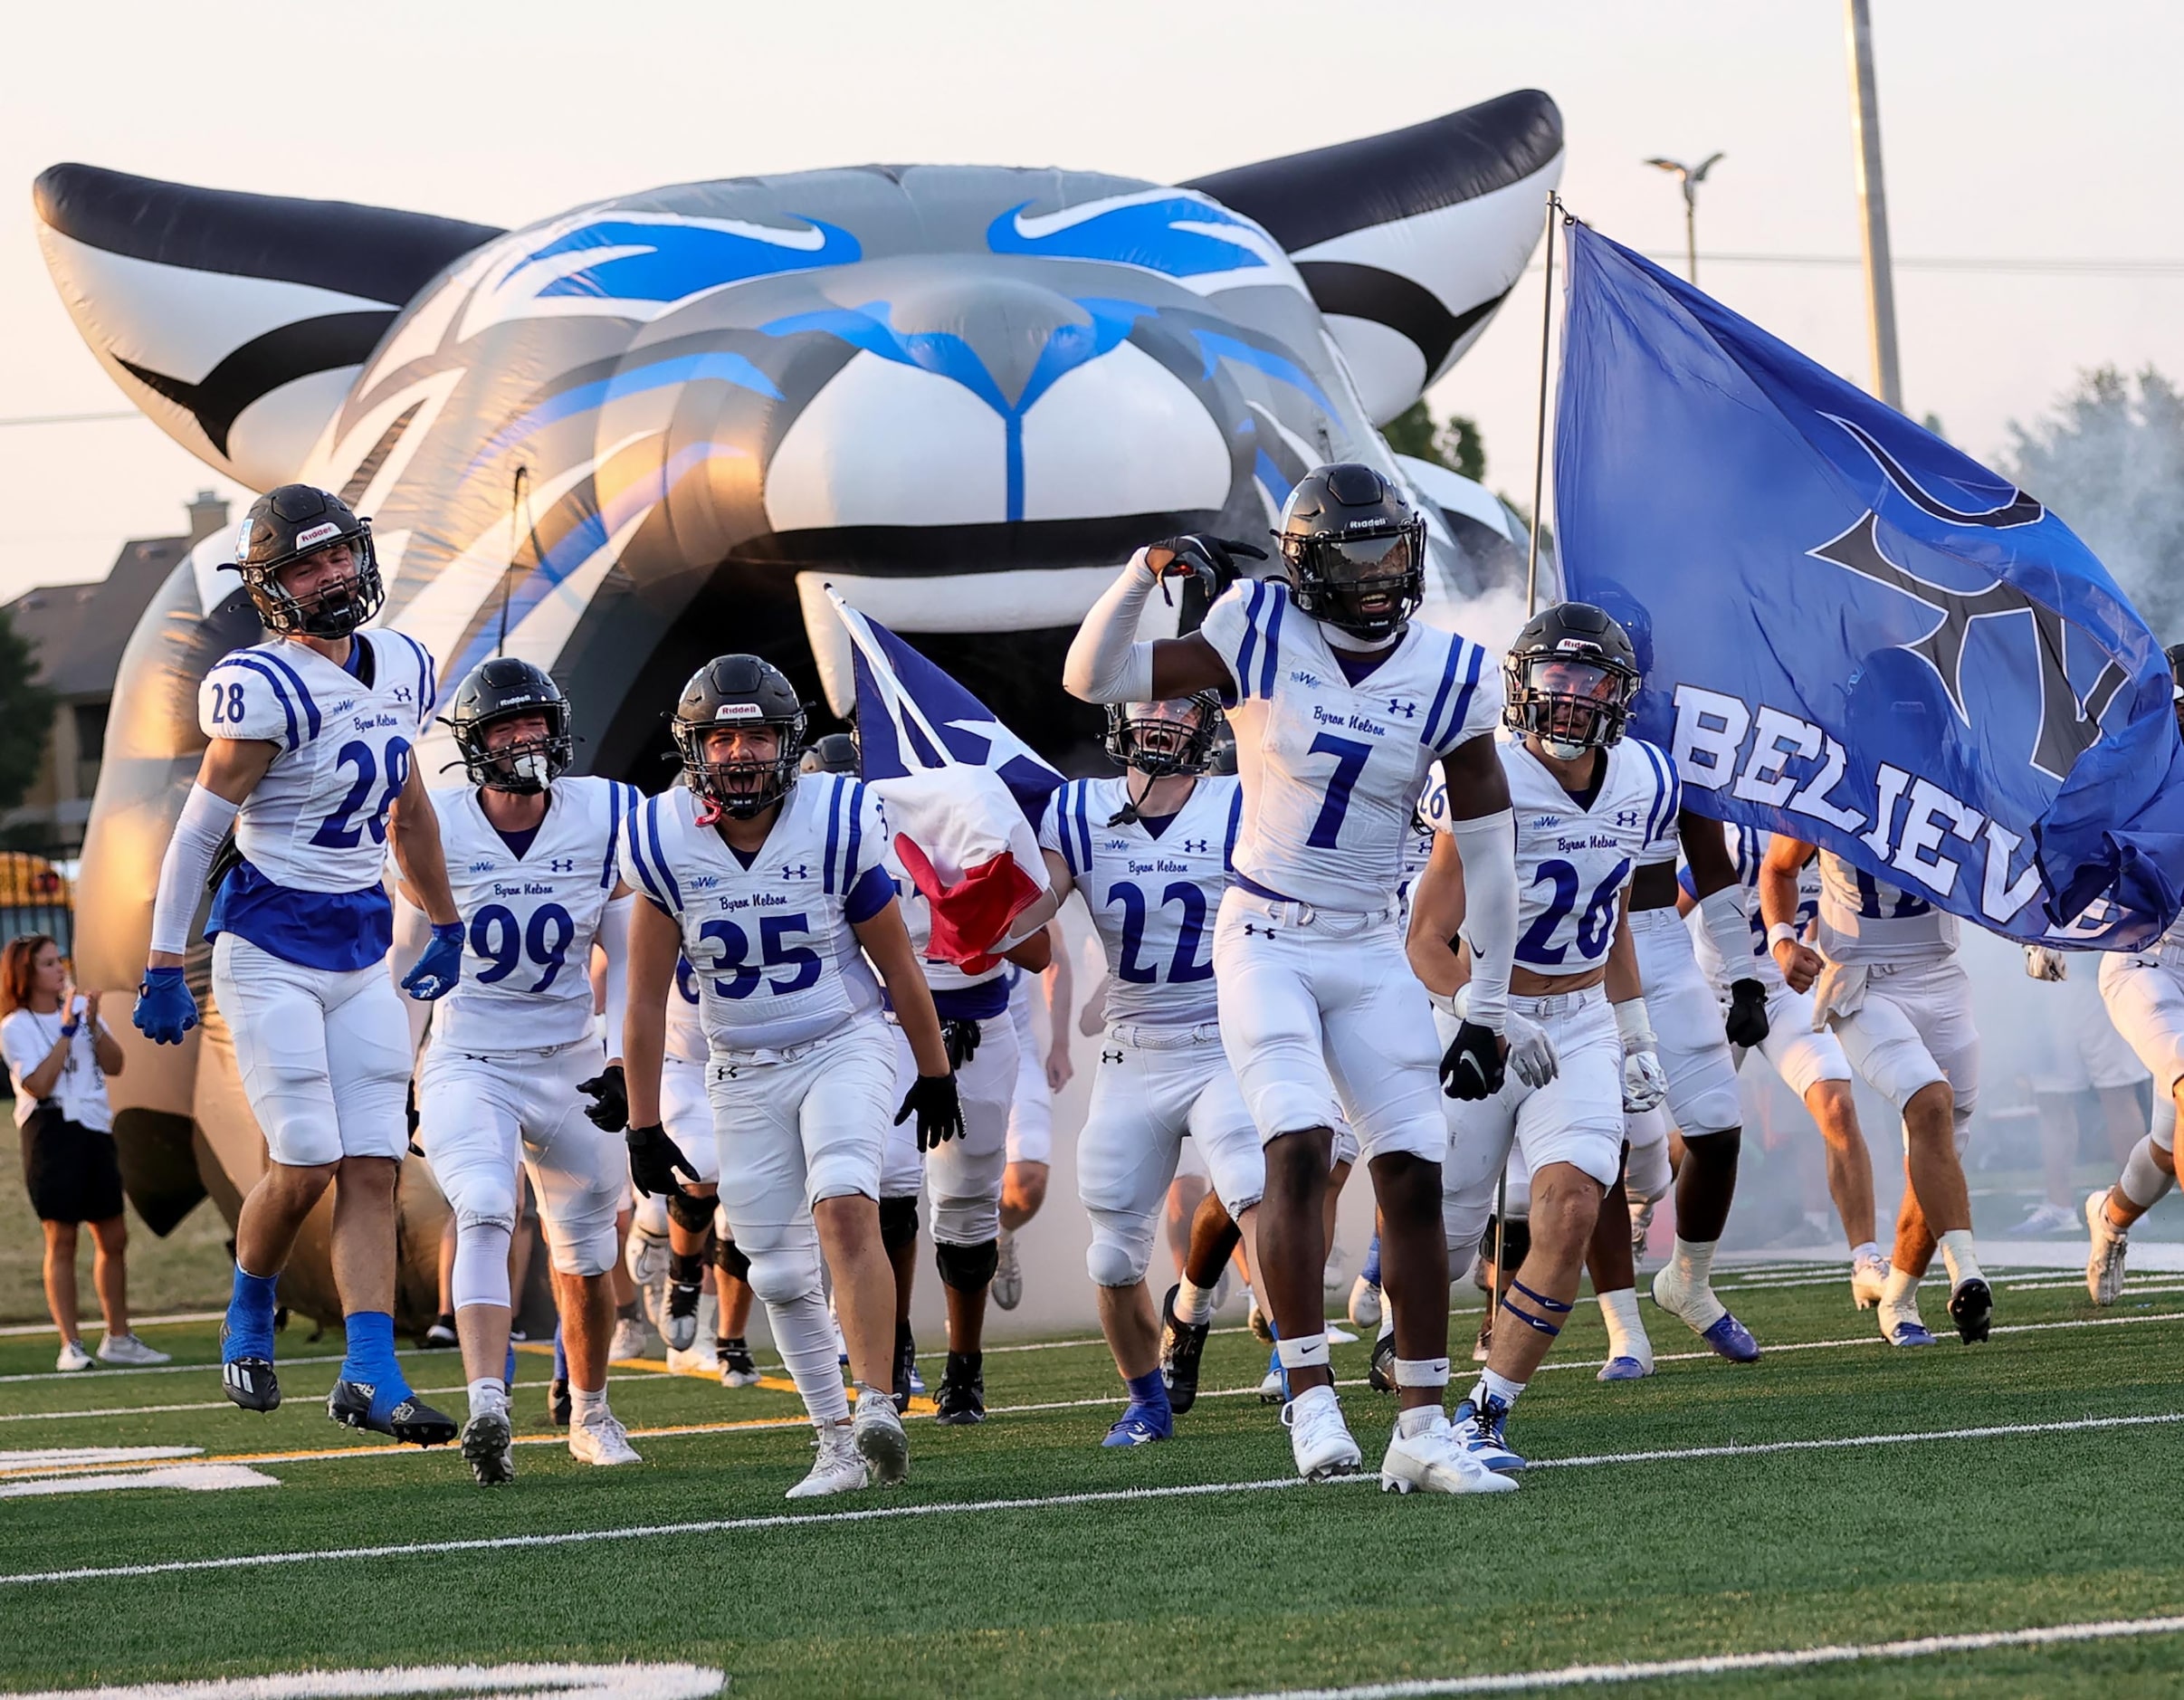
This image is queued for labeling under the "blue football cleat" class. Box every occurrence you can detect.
[1101,1402,1174,1447]
[1452,1395,1525,1473]
[1699,1313,1761,1363]
[1888,1319,1937,1348]
[219,1320,281,1412]
[1597,1355,1652,1382]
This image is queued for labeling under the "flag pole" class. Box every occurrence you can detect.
[1524,192,1561,621]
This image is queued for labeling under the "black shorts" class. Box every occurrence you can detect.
[20,1109,125,1225]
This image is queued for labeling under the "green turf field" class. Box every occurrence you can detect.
[3,1261,2182,1699]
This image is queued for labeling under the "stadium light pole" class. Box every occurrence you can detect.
[1643,153,1723,283]
[1845,0,1903,408]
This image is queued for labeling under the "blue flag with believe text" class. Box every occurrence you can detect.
[1553,222,2184,948]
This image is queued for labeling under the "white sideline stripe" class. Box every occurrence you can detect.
[0,1445,201,1467]
[0,1312,224,1339]
[8,1406,2180,1587]
[1189,1614,2184,1697]
[0,1465,277,1499]
[0,1372,685,1426]
[0,1662,727,1700]
[0,1350,441,1387]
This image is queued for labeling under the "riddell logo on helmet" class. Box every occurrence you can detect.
[712,703,763,721]
[293,521,343,549]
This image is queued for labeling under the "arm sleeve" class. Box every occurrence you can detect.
[596,893,634,1060]
[1448,808,1518,1034]
[1062,554,1161,705]
[149,783,241,957]
[1698,887,1755,979]
[200,658,300,747]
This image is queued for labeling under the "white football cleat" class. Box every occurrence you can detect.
[1348,1275,1383,1330]
[786,1422,871,1499]
[1379,1416,1519,1495]
[607,1317,656,1362]
[55,1339,91,1372]
[1281,1385,1361,1481]
[853,1386,910,1485]
[992,1228,1023,1312]
[569,1410,641,1466]
[665,1336,720,1378]
[1322,1239,1347,1295]
[1850,1255,1891,1311]
[96,1332,172,1366]
[2086,1190,2130,1305]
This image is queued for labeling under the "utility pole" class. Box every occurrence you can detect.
[1845,0,1903,408]
[1644,153,1724,283]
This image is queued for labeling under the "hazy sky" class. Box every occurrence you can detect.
[4,0,2180,602]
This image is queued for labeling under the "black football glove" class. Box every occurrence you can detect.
[577,1063,629,1132]
[1439,1020,1506,1101]
[625,1122,699,1197]
[1146,534,1268,605]
[1724,979,1771,1050]
[941,1017,982,1072]
[895,1073,964,1153]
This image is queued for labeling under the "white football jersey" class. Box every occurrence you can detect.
[1687,825,1820,991]
[201,628,438,892]
[666,955,708,1063]
[1815,849,1959,965]
[1431,732,1674,979]
[1198,578,1502,912]
[620,774,892,1053]
[1397,778,1440,922]
[426,776,639,1052]
[1041,774,1242,1027]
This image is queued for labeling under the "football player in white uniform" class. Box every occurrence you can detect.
[1066,463,1523,1491]
[620,656,956,1497]
[1760,839,1990,1345]
[1040,692,1264,1444]
[1414,604,1667,1479]
[1683,828,1890,1316]
[133,485,464,1443]
[2086,643,2184,1302]
[402,658,643,1481]
[992,936,1068,1313]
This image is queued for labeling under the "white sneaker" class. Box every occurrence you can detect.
[2086,1189,2130,1305]
[786,1422,870,1499]
[1379,1416,1519,1496]
[607,1317,656,1362]
[666,1337,720,1378]
[1281,1385,1361,1481]
[625,1218,670,1288]
[1325,1322,1358,1345]
[2008,1200,2081,1237]
[992,1228,1023,1312]
[1348,1275,1383,1330]
[853,1386,910,1485]
[569,1410,641,1466]
[55,1339,92,1372]
[1322,1240,1347,1295]
[96,1332,171,1366]
[1850,1256,1891,1311]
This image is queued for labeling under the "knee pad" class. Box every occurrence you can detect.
[931,1194,1001,1247]
[713,1237,752,1283]
[634,1189,670,1237]
[550,1219,619,1279]
[666,1189,715,1233]
[1084,1209,1155,1289]
[745,1245,823,1306]
[879,1194,920,1257]
[455,1197,519,1239]
[934,1236,999,1293]
[1480,1213,1531,1270]
[2120,1134,2178,1209]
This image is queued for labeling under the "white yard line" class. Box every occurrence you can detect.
[7,1406,2180,1587]
[0,1663,727,1700]
[0,1313,224,1339]
[1187,1613,2184,1697]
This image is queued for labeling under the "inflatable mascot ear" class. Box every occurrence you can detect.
[32,163,503,491]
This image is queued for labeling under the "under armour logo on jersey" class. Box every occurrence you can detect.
[1242,922,1278,939]
[1181,838,1211,854]
[1616,809,1643,829]
[390,684,414,704]
[782,863,809,880]
[1385,697,1418,719]
[548,857,577,873]
[1102,1049,1123,1065]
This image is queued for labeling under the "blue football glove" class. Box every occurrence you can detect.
[401,922,466,1001]
[132,966,198,1045]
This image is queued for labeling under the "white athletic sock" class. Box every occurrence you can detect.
[1937,1229,1983,1290]
[1175,1275,1218,1324]
[1670,1236,1716,1292]
[1850,1240,1884,1269]
[1881,1265,1921,1313]
[767,1288,853,1428]
[467,1377,507,1417]
[1472,1367,1525,1409]
[1396,1405,1442,1439]
[1658,1236,1726,1328]
[1597,1286,1652,1370]
[570,1385,607,1427]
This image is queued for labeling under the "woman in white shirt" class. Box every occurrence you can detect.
[1,933,167,1371]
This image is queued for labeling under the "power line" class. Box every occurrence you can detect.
[1533,251,2184,277]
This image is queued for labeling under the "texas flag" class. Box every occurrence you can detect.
[827,589,1062,970]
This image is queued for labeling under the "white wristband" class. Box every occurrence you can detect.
[1614,996,1655,1045]
[1431,985,1469,1021]
[1766,922,1800,950]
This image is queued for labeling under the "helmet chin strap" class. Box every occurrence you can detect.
[1542,736,1590,761]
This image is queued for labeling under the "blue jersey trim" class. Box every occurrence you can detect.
[1257,581,1283,699]
[844,860,894,925]
[644,796,682,911]
[206,859,392,970]
[623,807,665,908]
[931,977,1010,1021]
[844,778,866,885]
[1075,782,1093,873]
[222,659,300,750]
[253,650,322,740]
[1233,870,1303,904]
[1637,741,1674,852]
[600,783,629,889]
[822,778,844,894]
[1234,579,1266,702]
